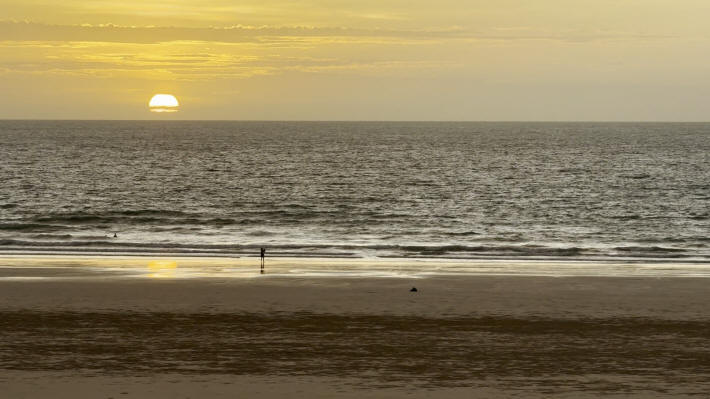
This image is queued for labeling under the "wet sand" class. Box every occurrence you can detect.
[2,256,710,397]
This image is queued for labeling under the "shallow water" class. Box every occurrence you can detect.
[1,121,708,260]
[4,256,710,280]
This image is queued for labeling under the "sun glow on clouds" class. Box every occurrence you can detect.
[3,0,710,120]
[149,94,179,113]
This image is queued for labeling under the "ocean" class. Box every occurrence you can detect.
[1,120,708,261]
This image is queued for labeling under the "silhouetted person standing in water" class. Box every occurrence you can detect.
[260,247,266,273]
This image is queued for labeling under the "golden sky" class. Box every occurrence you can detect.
[2,0,709,120]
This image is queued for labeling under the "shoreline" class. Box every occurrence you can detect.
[1,249,709,264]
[1,253,710,279]
[1,240,707,262]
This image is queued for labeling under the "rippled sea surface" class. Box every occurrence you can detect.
[0,121,708,260]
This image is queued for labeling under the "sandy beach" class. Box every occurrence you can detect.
[2,255,710,398]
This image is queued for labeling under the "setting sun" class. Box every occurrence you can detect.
[149,94,179,113]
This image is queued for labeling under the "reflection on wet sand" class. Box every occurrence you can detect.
[147,260,178,278]
[2,310,710,394]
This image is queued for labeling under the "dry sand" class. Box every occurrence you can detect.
[2,255,710,398]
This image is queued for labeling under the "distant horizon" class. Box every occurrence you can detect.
[3,119,710,124]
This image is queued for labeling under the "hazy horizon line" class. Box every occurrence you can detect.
[2,118,710,123]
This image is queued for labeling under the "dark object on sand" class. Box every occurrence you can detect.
[113,233,117,238]
[410,287,418,292]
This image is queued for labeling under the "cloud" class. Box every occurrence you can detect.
[0,21,672,45]
[0,21,468,44]
[0,43,460,82]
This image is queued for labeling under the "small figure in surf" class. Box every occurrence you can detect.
[260,247,266,273]
[113,233,117,238]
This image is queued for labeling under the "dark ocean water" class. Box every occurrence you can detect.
[0,120,708,260]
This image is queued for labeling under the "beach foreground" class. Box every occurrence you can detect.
[2,256,710,398]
